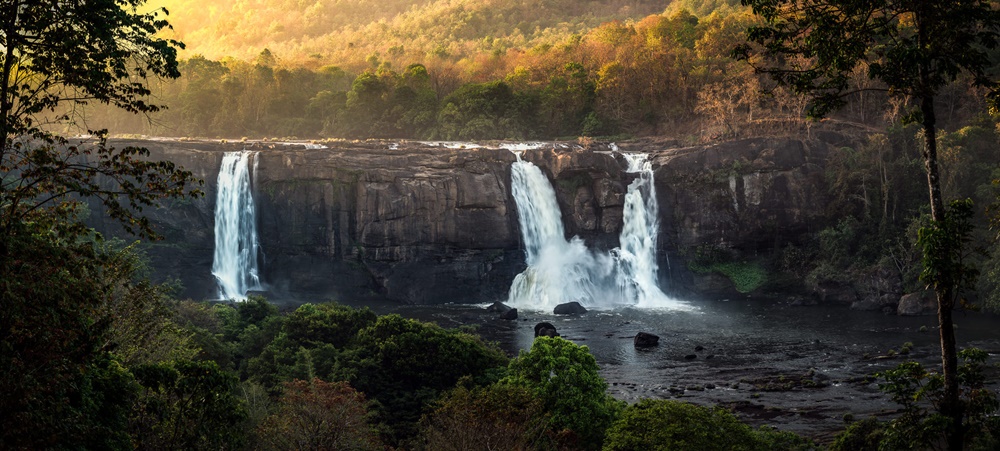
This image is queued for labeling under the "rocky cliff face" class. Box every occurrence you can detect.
[644,138,832,298]
[96,137,837,304]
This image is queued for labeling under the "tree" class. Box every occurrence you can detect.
[257,378,381,451]
[603,399,795,451]
[736,2,1000,449]
[342,314,509,445]
[421,383,549,451]
[130,359,247,449]
[0,0,200,257]
[0,1,201,446]
[501,337,623,450]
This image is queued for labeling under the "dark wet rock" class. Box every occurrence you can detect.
[499,308,518,320]
[486,302,512,313]
[851,293,899,312]
[534,322,559,337]
[634,332,660,348]
[898,291,937,316]
[705,383,716,389]
[684,354,697,360]
[789,297,818,306]
[694,345,704,351]
[851,264,903,312]
[554,301,588,315]
[706,354,715,360]
[812,281,858,304]
[652,137,838,298]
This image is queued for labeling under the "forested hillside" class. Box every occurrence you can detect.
[91,0,988,143]
[148,0,682,66]
[87,1,764,139]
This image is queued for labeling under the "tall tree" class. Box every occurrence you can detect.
[0,1,199,446]
[735,2,1000,449]
[0,0,199,257]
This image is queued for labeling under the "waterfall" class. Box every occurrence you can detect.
[507,153,611,309]
[507,151,689,311]
[212,151,263,301]
[613,153,675,308]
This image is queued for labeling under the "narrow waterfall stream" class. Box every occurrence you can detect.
[613,153,676,308]
[212,151,263,300]
[507,151,689,311]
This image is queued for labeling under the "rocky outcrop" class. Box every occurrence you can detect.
[647,138,833,299]
[93,136,840,305]
[898,291,937,316]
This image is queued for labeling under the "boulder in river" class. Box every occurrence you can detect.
[499,308,518,321]
[554,302,588,315]
[486,302,512,313]
[634,332,660,348]
[534,322,559,337]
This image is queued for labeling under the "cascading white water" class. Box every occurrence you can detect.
[613,153,677,308]
[507,151,689,311]
[212,151,263,300]
[507,153,613,309]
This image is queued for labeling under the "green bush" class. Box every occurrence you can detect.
[338,314,509,445]
[830,348,1000,450]
[605,399,814,451]
[829,417,883,451]
[421,383,549,451]
[687,244,768,293]
[257,378,381,451]
[604,400,755,451]
[131,360,247,450]
[713,261,768,293]
[503,337,623,450]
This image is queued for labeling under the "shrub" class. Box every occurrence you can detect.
[830,348,1000,450]
[421,383,549,450]
[603,399,757,451]
[257,378,381,451]
[130,360,247,450]
[340,314,509,445]
[503,337,623,450]
[829,417,883,451]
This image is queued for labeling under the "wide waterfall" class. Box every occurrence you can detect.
[212,151,263,300]
[507,151,689,311]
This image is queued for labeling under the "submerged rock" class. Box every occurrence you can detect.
[554,302,588,315]
[634,332,660,348]
[534,322,559,337]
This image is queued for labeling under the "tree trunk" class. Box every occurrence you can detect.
[920,94,963,451]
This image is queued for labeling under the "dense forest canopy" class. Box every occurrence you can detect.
[147,0,683,66]
[87,0,991,144]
